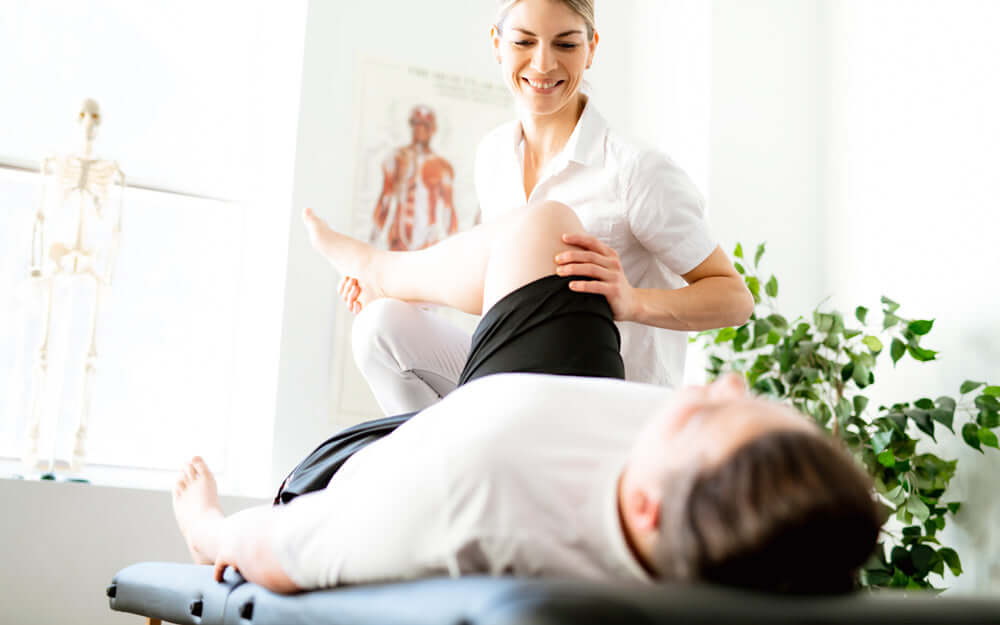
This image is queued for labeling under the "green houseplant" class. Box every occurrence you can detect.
[695,243,1000,590]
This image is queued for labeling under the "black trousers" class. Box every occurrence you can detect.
[274,275,624,504]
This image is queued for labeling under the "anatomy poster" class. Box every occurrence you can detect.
[332,57,514,422]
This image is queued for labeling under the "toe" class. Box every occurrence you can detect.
[192,456,210,475]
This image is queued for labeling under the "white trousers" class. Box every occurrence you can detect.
[351,298,472,416]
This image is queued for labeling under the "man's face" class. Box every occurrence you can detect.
[410,119,434,145]
[627,375,816,483]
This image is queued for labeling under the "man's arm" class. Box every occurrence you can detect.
[212,506,302,594]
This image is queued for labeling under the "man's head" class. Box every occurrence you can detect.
[620,374,882,594]
[409,106,437,147]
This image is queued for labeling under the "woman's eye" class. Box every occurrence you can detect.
[556,43,578,49]
[514,40,533,47]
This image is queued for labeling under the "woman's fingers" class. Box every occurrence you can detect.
[556,263,615,282]
[561,232,615,257]
[568,279,612,296]
[555,249,618,270]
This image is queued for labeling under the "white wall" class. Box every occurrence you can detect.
[709,0,827,317]
[0,479,264,625]
[823,0,1000,594]
[710,0,1000,593]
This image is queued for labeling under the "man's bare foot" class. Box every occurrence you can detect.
[172,456,224,565]
[302,207,386,309]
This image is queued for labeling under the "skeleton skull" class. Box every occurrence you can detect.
[77,98,101,144]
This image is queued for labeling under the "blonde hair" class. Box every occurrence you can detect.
[495,0,596,41]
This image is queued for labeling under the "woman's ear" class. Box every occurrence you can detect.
[586,30,599,69]
[491,24,502,63]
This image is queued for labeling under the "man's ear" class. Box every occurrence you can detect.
[626,486,662,532]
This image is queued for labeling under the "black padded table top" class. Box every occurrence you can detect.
[108,562,1000,625]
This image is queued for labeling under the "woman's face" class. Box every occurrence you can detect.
[492,0,598,117]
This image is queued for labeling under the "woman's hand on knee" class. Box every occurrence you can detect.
[555,233,638,322]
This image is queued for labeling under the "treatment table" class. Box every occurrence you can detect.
[108,562,1000,624]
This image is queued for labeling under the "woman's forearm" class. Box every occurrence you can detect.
[631,276,754,332]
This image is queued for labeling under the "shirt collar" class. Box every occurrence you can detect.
[511,97,608,169]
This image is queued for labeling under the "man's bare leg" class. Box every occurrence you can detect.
[302,201,586,316]
[480,201,588,313]
[172,456,225,565]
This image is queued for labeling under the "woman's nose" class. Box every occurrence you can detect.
[531,44,557,73]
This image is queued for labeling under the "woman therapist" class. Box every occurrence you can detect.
[343,0,753,416]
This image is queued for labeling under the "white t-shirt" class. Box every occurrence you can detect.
[271,373,672,589]
[474,100,716,388]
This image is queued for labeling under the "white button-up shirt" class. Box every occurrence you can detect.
[474,100,716,388]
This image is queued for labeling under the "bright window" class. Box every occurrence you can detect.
[0,1,307,496]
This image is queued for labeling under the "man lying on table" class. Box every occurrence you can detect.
[171,201,881,595]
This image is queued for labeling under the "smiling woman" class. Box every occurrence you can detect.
[342,0,752,417]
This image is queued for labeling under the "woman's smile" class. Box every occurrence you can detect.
[522,76,565,94]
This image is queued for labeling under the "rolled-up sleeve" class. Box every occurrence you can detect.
[624,151,716,277]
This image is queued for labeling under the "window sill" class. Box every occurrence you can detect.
[0,456,269,499]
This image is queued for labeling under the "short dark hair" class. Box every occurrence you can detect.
[661,429,882,594]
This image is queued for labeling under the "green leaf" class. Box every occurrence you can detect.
[754,242,766,267]
[891,338,906,365]
[766,330,781,345]
[939,548,962,576]
[766,314,789,329]
[877,450,896,467]
[947,502,962,515]
[961,380,985,394]
[908,319,934,335]
[854,395,869,416]
[929,409,954,433]
[853,362,872,389]
[856,306,869,324]
[978,428,999,449]
[746,276,761,304]
[835,398,853,426]
[905,495,931,523]
[881,296,901,313]
[734,243,744,259]
[906,409,935,440]
[985,386,1000,398]
[978,410,1000,429]
[907,345,938,362]
[913,398,934,410]
[862,335,884,353]
[714,327,738,344]
[734,261,745,275]
[765,275,778,298]
[935,396,957,413]
[975,395,1000,412]
[843,329,862,340]
[962,423,983,452]
[911,544,936,575]
[871,430,893,454]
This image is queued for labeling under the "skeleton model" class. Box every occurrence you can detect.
[23,98,125,473]
[370,106,458,251]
